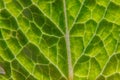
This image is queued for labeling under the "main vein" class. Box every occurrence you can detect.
[63,0,73,80]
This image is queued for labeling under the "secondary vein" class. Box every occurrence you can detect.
[63,0,73,80]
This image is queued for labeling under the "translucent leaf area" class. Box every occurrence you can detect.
[0,0,120,80]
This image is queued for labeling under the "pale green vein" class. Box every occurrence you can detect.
[73,0,111,68]
[70,0,85,31]
[32,3,65,35]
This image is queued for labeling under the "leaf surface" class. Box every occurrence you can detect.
[0,0,120,80]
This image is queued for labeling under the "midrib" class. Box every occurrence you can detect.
[63,0,73,80]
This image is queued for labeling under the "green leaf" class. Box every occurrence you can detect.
[0,0,120,80]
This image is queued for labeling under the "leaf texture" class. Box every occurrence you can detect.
[0,0,120,80]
